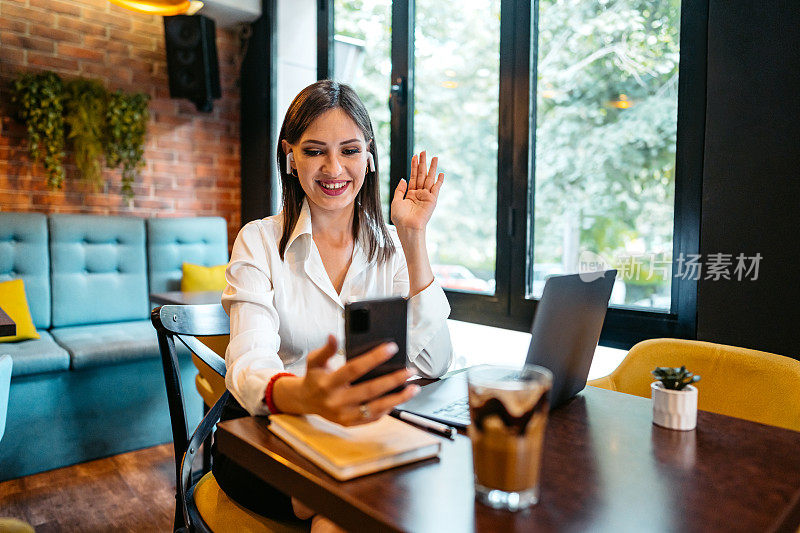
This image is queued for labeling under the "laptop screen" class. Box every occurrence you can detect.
[525,270,617,408]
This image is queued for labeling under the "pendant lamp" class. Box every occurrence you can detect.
[108,0,203,16]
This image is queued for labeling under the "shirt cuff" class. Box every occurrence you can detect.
[407,280,450,361]
[226,365,285,416]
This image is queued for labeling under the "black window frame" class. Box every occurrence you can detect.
[320,0,707,349]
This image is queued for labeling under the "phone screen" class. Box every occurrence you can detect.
[344,296,407,390]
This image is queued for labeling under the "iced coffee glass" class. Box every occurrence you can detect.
[467,364,553,511]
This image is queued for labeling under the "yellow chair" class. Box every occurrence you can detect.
[192,474,304,533]
[179,262,229,407]
[195,335,229,407]
[152,304,307,532]
[194,335,230,474]
[588,338,800,432]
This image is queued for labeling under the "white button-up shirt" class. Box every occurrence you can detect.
[222,200,453,416]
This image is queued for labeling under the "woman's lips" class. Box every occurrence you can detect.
[317,180,349,196]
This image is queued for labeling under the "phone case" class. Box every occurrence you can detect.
[345,296,407,389]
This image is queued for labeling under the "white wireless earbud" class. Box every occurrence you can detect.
[285,152,295,175]
[366,152,375,173]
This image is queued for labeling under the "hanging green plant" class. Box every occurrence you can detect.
[64,78,108,190]
[104,90,150,199]
[11,70,152,199]
[11,72,66,188]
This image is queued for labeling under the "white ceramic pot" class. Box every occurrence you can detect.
[651,382,698,430]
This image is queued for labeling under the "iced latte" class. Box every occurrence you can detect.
[467,365,552,511]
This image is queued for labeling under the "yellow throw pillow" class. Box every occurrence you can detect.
[181,263,227,292]
[0,278,40,343]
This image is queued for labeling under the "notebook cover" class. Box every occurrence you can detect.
[268,414,442,481]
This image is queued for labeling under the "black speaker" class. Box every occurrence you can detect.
[163,15,221,112]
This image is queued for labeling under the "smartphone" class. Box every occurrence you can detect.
[344,296,407,392]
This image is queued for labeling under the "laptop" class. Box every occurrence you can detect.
[397,270,617,428]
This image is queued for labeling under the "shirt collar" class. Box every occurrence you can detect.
[282,198,376,278]
[284,198,314,262]
[345,237,369,286]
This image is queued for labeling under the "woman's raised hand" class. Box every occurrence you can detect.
[390,151,445,232]
[276,335,420,426]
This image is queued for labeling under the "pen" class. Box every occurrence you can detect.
[392,410,457,440]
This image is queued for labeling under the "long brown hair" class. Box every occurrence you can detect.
[276,80,395,263]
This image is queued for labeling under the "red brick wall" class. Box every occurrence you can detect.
[0,0,242,248]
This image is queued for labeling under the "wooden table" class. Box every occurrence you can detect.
[0,307,16,337]
[217,386,800,532]
[149,291,222,306]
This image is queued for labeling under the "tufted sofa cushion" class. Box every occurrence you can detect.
[0,213,51,329]
[50,319,188,370]
[146,217,229,294]
[0,331,70,378]
[49,215,149,328]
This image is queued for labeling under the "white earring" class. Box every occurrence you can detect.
[366,152,375,173]
[285,152,294,175]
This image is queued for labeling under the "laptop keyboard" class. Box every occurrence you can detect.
[433,397,470,424]
[430,372,521,425]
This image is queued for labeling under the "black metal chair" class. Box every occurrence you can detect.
[151,304,304,533]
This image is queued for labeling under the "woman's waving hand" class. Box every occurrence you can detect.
[391,151,445,232]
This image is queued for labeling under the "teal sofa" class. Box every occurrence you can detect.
[0,212,229,481]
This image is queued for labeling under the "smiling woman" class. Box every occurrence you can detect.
[276,82,393,266]
[213,79,453,532]
[283,108,371,215]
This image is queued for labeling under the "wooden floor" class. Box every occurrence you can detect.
[0,444,176,532]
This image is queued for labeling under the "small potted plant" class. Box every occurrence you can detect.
[651,366,701,430]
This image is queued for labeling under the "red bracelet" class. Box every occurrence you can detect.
[264,372,295,414]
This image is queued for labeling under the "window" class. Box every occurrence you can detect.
[414,0,501,295]
[333,0,393,213]
[530,0,681,312]
[321,0,706,348]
